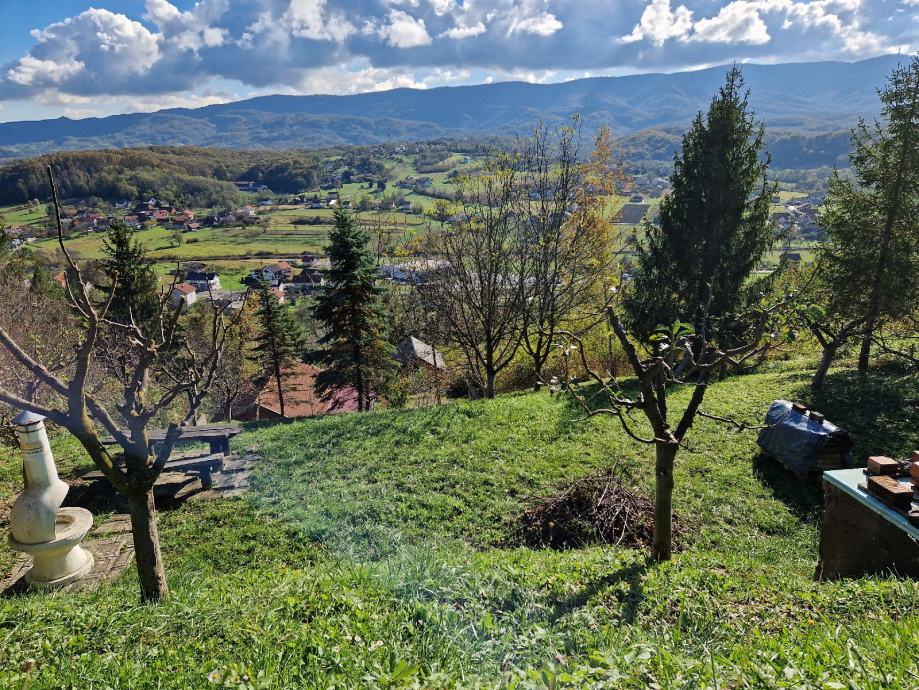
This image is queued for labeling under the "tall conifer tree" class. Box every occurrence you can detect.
[251,281,299,418]
[818,56,919,372]
[312,207,395,411]
[624,66,775,340]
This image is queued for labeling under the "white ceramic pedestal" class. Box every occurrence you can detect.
[7,411,95,588]
[10,508,95,587]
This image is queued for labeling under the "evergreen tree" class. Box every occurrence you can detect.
[251,281,300,418]
[819,56,919,373]
[101,220,160,329]
[312,207,395,411]
[624,66,775,340]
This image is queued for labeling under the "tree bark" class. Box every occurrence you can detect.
[485,370,496,399]
[812,344,838,391]
[857,320,875,373]
[653,442,677,562]
[127,489,169,603]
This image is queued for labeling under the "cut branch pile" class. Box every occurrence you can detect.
[513,469,686,551]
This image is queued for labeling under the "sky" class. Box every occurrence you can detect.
[0,0,915,123]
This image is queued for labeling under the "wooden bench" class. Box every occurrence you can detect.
[101,423,241,457]
[82,453,225,489]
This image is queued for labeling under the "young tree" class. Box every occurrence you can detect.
[312,207,395,411]
[251,281,300,418]
[817,56,919,373]
[560,293,779,561]
[423,152,528,398]
[100,219,160,329]
[518,122,620,388]
[0,168,243,602]
[624,66,775,341]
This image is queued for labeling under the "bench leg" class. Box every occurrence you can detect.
[209,438,230,457]
[199,468,213,490]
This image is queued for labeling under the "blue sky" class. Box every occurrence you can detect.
[0,0,915,122]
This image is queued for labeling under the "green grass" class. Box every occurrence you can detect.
[1,361,917,688]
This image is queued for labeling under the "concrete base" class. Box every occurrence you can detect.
[818,481,919,579]
[9,508,95,588]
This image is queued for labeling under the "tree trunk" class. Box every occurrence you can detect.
[653,442,677,562]
[857,318,875,373]
[485,370,496,399]
[812,344,838,390]
[532,358,543,392]
[274,361,285,418]
[127,489,169,603]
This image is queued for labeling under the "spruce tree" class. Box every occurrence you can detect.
[251,281,300,418]
[312,207,395,411]
[101,220,160,329]
[819,56,919,373]
[624,66,775,340]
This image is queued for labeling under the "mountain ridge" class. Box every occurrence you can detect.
[0,55,905,160]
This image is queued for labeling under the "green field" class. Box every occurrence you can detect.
[1,360,917,688]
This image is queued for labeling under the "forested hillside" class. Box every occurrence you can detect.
[0,147,327,206]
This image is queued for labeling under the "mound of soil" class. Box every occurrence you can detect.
[513,469,685,551]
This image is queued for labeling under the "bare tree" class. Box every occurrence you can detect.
[518,122,621,388]
[558,290,781,561]
[0,167,244,602]
[423,152,528,398]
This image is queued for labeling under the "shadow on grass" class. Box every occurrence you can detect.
[549,558,649,625]
[751,453,822,523]
[793,364,919,462]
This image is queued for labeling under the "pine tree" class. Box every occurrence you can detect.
[624,66,775,341]
[819,56,919,373]
[251,281,300,418]
[312,207,395,411]
[101,220,160,329]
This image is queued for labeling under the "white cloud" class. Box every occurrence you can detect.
[6,56,84,86]
[378,9,433,47]
[144,0,228,51]
[441,21,487,39]
[7,7,161,94]
[692,1,771,44]
[508,12,564,36]
[621,0,694,45]
[283,0,355,42]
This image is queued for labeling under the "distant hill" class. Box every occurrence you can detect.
[0,56,903,166]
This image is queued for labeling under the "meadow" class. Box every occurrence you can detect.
[1,360,917,688]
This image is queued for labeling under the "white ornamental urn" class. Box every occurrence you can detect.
[9,411,69,544]
[8,410,94,587]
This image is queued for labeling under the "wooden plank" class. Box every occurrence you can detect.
[100,423,241,445]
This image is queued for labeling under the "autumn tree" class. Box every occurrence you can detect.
[423,152,528,398]
[518,121,620,388]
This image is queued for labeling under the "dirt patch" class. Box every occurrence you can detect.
[512,469,686,551]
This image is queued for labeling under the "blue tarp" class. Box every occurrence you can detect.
[756,400,852,475]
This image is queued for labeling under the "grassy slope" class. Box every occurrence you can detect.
[1,363,917,688]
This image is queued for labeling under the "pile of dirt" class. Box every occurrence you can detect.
[513,469,685,551]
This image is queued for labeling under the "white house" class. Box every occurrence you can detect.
[171,283,197,308]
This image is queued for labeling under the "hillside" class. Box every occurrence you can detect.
[0,56,904,162]
[1,361,917,687]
